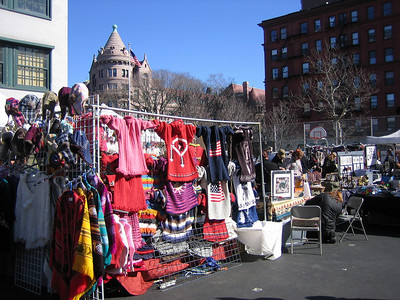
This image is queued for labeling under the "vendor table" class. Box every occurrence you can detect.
[267,197,309,221]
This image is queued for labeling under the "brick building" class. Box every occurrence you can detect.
[259,0,399,138]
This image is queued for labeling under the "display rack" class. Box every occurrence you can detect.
[14,244,44,295]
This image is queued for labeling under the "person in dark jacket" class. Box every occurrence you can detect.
[305,190,343,243]
[271,149,286,170]
[255,150,280,192]
[321,152,338,178]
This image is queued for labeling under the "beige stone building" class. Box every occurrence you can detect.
[88,25,152,109]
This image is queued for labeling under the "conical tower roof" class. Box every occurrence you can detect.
[97,24,129,62]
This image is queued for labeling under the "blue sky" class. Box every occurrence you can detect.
[68,0,301,90]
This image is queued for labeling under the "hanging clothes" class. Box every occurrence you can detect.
[196,125,234,182]
[154,119,198,182]
[231,126,256,183]
[100,115,156,177]
[50,190,86,300]
[14,171,52,249]
[197,166,231,220]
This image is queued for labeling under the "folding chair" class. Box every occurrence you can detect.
[290,205,322,255]
[337,196,368,242]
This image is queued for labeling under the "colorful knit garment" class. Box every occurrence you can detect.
[138,209,160,237]
[164,181,198,215]
[161,209,194,243]
[70,190,95,300]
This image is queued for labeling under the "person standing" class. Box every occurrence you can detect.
[283,149,304,177]
[255,150,279,192]
[271,149,286,170]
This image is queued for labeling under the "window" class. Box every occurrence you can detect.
[372,118,379,132]
[99,69,104,78]
[330,36,337,49]
[369,51,376,64]
[370,95,378,109]
[385,71,394,85]
[383,2,392,16]
[99,84,104,91]
[1,0,50,18]
[302,62,309,74]
[282,86,288,98]
[271,49,278,61]
[355,119,362,131]
[384,48,394,62]
[316,60,323,72]
[314,19,321,32]
[352,32,359,45]
[370,73,377,87]
[354,98,361,111]
[0,42,50,90]
[301,42,309,55]
[367,6,374,20]
[387,117,395,131]
[282,66,288,78]
[329,16,336,28]
[331,57,338,65]
[353,53,360,65]
[270,30,277,42]
[304,103,310,113]
[280,28,287,39]
[281,47,288,59]
[317,81,323,90]
[122,69,129,78]
[272,68,279,80]
[351,10,358,22]
[339,13,347,25]
[302,83,310,93]
[368,29,375,42]
[339,34,348,48]
[386,93,395,108]
[0,46,3,84]
[315,39,322,52]
[272,87,279,99]
[107,83,117,90]
[354,76,361,88]
[300,22,308,34]
[383,25,392,40]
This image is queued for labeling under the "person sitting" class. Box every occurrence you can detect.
[255,150,280,192]
[304,190,343,243]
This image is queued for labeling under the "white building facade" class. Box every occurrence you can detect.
[0,0,68,125]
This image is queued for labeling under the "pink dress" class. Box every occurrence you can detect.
[101,115,156,177]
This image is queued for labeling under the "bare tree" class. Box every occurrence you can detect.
[292,43,377,144]
[134,69,204,115]
[263,100,299,150]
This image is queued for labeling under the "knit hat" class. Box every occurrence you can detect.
[5,97,25,127]
[69,83,89,115]
[70,130,92,165]
[42,91,58,119]
[58,86,72,119]
[19,94,41,124]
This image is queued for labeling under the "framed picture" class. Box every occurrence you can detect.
[271,170,294,201]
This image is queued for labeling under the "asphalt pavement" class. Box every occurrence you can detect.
[2,220,400,300]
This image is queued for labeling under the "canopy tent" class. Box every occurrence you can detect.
[367,130,400,145]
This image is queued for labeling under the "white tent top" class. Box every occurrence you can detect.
[367,129,400,145]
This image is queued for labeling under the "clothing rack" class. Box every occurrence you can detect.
[91,103,267,221]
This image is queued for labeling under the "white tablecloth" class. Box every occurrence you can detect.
[235,220,283,260]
